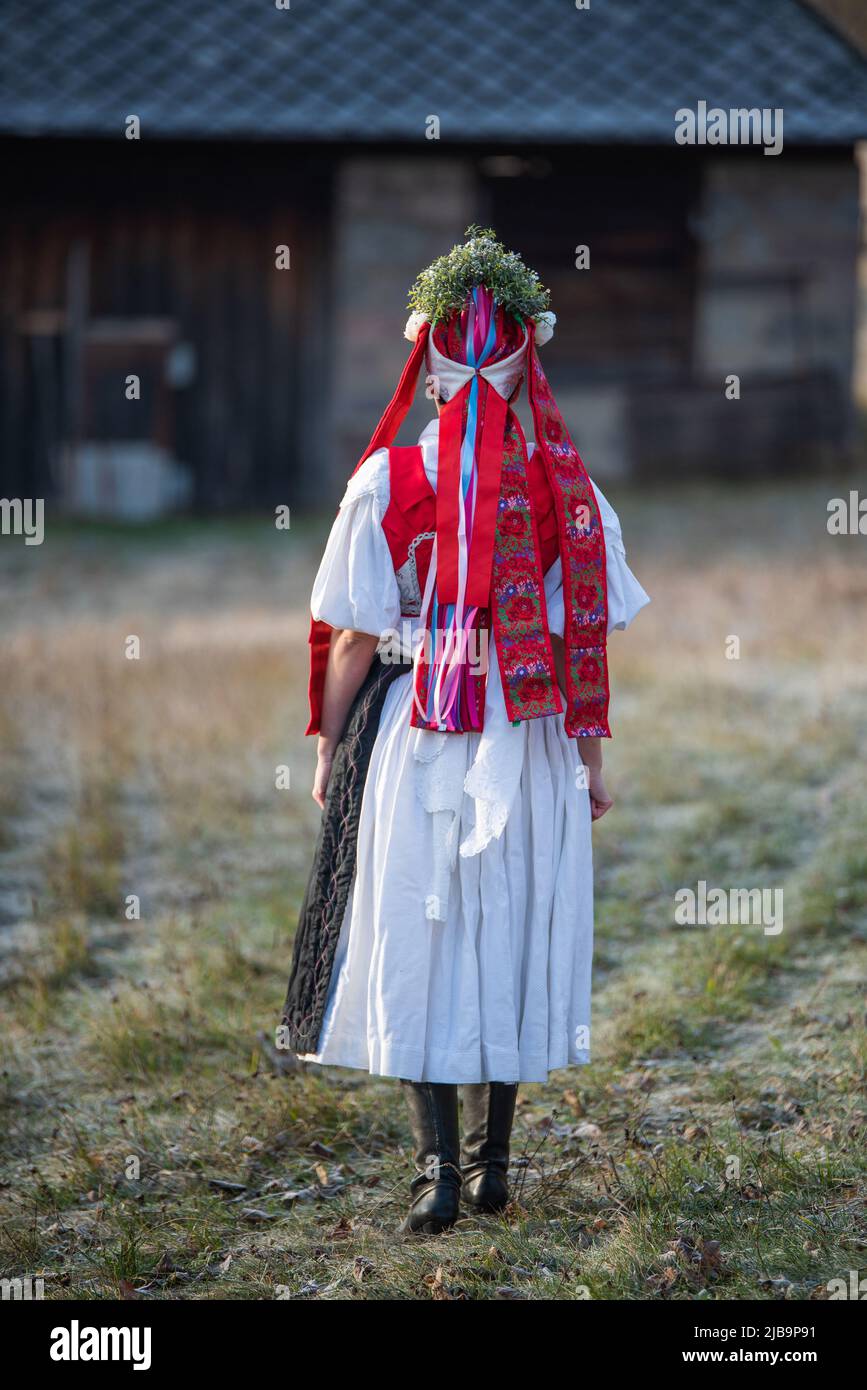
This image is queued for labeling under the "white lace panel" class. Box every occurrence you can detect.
[395,531,435,615]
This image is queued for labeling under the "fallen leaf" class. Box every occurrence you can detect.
[426,1266,453,1301]
[562,1089,585,1115]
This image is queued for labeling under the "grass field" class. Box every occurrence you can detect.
[1,479,866,1301]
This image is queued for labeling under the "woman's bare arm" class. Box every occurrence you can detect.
[312,628,380,807]
[550,632,613,821]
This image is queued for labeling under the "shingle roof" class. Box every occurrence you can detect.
[2,0,865,144]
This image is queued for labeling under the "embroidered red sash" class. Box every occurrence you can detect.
[525,323,610,738]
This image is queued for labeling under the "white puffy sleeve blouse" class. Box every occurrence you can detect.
[310,450,402,638]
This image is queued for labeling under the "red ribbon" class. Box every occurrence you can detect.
[434,386,465,604]
[434,377,508,608]
[467,382,507,606]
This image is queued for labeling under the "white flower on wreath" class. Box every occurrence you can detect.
[404,311,430,343]
[534,311,556,346]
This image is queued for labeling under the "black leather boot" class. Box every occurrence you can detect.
[460,1083,518,1213]
[400,1081,462,1234]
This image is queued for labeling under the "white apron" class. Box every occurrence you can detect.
[299,419,649,1082]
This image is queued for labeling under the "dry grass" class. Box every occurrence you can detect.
[0,482,865,1301]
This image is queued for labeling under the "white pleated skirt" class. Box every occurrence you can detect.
[301,668,594,1084]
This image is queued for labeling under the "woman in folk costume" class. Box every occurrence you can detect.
[282,229,649,1234]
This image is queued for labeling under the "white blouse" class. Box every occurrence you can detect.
[310,419,650,900]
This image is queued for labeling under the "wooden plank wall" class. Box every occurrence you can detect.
[1,138,334,510]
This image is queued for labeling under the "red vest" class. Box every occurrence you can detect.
[382,442,559,604]
[306,440,562,735]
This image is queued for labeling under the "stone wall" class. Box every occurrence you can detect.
[630,153,861,479]
[695,156,859,384]
[329,157,475,494]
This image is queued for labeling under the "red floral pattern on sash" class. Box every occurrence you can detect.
[490,415,563,724]
[526,325,610,738]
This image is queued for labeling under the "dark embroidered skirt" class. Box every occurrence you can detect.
[280,656,412,1054]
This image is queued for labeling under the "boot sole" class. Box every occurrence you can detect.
[400,1216,458,1235]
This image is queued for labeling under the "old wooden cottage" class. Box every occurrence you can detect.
[1,0,866,515]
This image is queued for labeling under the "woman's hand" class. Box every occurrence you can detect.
[586,763,613,821]
[577,737,613,821]
[312,744,335,808]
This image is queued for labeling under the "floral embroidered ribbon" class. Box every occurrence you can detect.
[525,322,610,738]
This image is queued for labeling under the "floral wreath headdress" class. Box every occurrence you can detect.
[404,224,556,353]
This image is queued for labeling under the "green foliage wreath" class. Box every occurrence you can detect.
[407,226,551,326]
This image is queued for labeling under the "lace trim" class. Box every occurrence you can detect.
[395,530,435,615]
[340,449,390,512]
[460,727,523,857]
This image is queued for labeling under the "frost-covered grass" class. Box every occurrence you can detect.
[0,481,865,1301]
